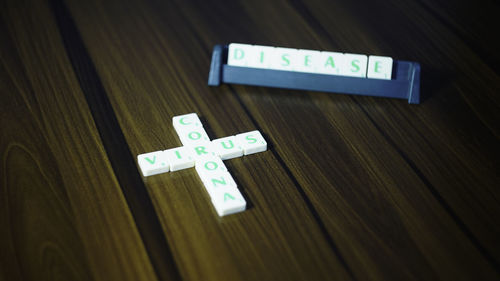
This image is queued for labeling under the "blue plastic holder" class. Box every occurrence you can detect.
[208,44,421,104]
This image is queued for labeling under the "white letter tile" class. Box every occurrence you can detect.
[176,126,210,146]
[164,147,195,171]
[341,53,368,77]
[187,142,218,160]
[269,47,297,72]
[367,55,393,80]
[227,43,252,67]
[172,113,202,133]
[211,186,246,216]
[295,49,321,73]
[137,150,169,176]
[247,45,275,69]
[195,156,228,179]
[199,171,237,197]
[212,136,244,160]
[235,130,267,155]
[317,51,344,75]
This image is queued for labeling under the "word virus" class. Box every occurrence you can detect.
[137,113,267,216]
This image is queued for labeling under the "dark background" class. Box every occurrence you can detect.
[1,0,499,280]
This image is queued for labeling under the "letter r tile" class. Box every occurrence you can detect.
[188,142,218,160]
[296,49,321,73]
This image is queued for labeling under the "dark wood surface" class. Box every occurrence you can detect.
[1,0,499,280]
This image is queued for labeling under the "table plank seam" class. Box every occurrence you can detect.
[49,0,183,280]
[285,0,500,272]
[228,85,359,281]
[413,0,500,74]
[352,97,500,273]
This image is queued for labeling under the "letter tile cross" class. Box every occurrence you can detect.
[137,113,267,216]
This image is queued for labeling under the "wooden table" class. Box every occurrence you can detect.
[1,0,499,280]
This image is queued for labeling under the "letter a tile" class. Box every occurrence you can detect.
[211,185,246,216]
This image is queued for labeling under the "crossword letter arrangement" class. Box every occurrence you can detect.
[208,44,420,104]
[137,113,267,216]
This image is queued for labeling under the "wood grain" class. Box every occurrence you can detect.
[151,0,500,280]
[63,0,354,280]
[291,0,500,265]
[414,0,500,73]
[1,0,499,280]
[0,1,162,280]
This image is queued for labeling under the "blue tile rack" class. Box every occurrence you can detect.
[207,44,420,104]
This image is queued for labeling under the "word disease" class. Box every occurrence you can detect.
[228,43,393,80]
[137,113,267,216]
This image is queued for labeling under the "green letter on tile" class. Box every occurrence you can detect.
[281,54,290,66]
[188,131,201,140]
[245,135,257,144]
[175,150,182,159]
[351,60,360,72]
[205,161,218,171]
[194,146,207,156]
[304,55,312,67]
[222,140,234,149]
[224,193,236,201]
[211,177,227,187]
[234,48,244,60]
[325,56,335,68]
[179,117,191,125]
[145,156,156,164]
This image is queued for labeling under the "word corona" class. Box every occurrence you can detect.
[137,113,267,216]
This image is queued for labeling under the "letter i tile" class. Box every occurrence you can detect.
[164,147,195,171]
